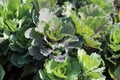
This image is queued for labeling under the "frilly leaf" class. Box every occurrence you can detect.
[78,4,105,19]
[39,8,54,23]
[77,49,102,71]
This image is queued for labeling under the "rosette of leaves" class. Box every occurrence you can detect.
[109,23,120,52]
[25,8,81,62]
[0,1,38,79]
[105,23,120,79]
[38,58,81,80]
[0,0,34,65]
[70,4,110,50]
[35,49,105,80]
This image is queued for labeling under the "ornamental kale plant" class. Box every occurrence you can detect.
[0,0,34,67]
[109,23,120,52]
[0,0,36,79]
[70,4,111,50]
[104,23,120,79]
[37,49,105,80]
[25,8,80,62]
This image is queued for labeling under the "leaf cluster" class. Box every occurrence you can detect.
[0,0,120,80]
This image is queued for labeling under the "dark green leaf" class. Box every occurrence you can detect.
[114,65,120,78]
[0,65,5,80]
[28,46,43,60]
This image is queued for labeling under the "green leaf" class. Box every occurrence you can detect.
[65,60,81,80]
[10,54,32,68]
[45,59,59,74]
[25,28,44,40]
[61,22,75,35]
[78,4,105,18]
[38,70,50,80]
[33,0,57,11]
[44,59,64,79]
[0,65,5,80]
[77,49,105,79]
[86,67,105,79]
[18,54,32,65]
[7,0,21,13]
[6,19,18,32]
[0,17,4,30]
[114,65,120,78]
[0,28,10,55]
[35,21,47,33]
[40,48,52,56]
[38,8,54,23]
[10,54,22,68]
[28,46,43,60]
[85,37,101,49]
[89,0,114,13]
[9,35,25,53]
[18,2,32,19]
[77,49,102,71]
[76,25,94,37]
[83,16,108,32]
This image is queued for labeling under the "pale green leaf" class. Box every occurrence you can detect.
[77,49,102,71]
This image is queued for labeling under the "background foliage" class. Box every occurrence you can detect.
[0,0,120,80]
